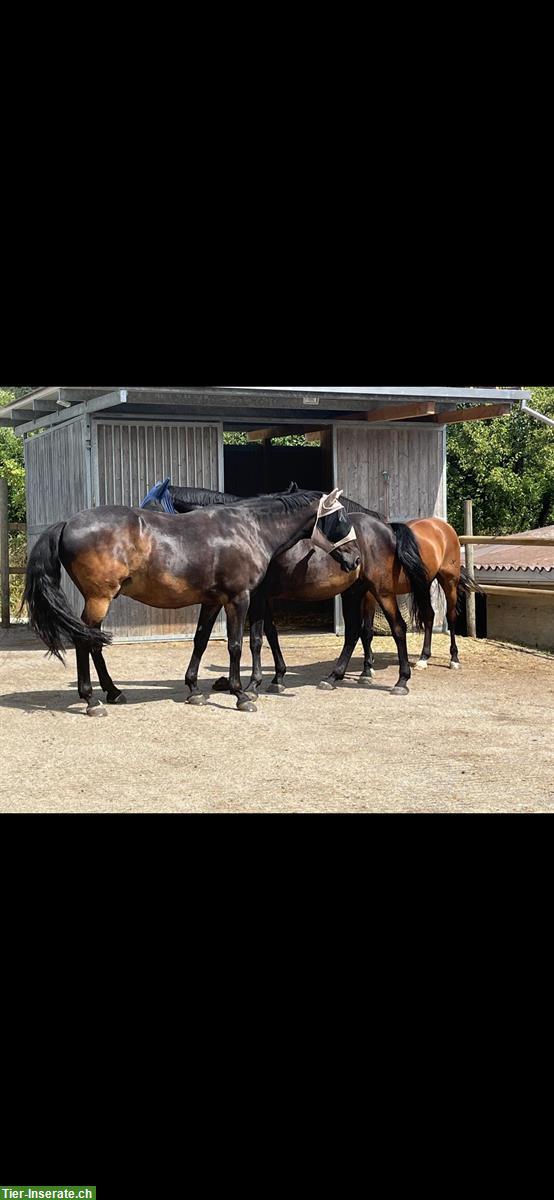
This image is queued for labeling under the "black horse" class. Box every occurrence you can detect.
[24,489,358,715]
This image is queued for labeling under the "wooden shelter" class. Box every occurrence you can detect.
[0,386,528,640]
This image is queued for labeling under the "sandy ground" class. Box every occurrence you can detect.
[1,626,553,814]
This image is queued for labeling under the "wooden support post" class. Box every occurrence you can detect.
[1,477,10,630]
[464,499,477,639]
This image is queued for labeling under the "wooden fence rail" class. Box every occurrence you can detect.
[461,503,554,638]
[460,536,554,546]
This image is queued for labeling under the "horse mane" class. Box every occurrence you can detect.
[169,482,376,518]
[169,482,315,514]
[169,485,241,507]
[340,495,384,521]
[244,489,321,513]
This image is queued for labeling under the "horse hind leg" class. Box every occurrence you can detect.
[262,601,288,695]
[359,595,377,685]
[75,638,105,718]
[414,594,436,671]
[77,597,116,717]
[439,574,462,670]
[83,597,121,710]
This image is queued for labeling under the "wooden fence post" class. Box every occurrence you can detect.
[0,477,10,630]
[464,499,477,639]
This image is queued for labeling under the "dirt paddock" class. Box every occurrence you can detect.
[1,627,552,813]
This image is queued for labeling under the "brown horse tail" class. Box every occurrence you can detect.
[390,523,431,632]
[23,523,112,662]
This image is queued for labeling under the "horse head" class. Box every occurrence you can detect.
[313,490,360,573]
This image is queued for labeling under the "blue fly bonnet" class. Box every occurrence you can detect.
[140,478,177,514]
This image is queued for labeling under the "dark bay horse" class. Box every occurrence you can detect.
[24,490,352,715]
[156,485,431,697]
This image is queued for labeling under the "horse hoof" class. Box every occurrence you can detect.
[415,660,429,671]
[358,676,374,687]
[318,680,337,692]
[187,693,207,707]
[267,683,286,695]
[87,703,108,718]
[450,661,462,671]
[107,692,126,705]
[391,686,410,697]
[238,701,257,713]
[212,677,231,692]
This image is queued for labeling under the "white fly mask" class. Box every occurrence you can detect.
[311,489,358,555]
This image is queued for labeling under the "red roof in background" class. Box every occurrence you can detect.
[474,528,554,573]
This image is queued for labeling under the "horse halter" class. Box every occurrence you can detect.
[311,490,357,555]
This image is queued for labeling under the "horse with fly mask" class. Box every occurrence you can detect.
[147,482,431,697]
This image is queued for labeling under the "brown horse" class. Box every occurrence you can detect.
[24,490,357,715]
[355,517,467,682]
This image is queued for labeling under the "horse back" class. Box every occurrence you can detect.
[407,518,461,580]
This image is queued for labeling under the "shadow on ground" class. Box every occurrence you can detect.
[0,654,408,715]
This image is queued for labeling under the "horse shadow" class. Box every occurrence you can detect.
[0,681,191,717]
[0,652,406,715]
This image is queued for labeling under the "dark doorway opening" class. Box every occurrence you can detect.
[224,430,335,632]
[224,442,329,496]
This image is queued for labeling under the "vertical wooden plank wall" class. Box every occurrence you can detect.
[24,419,90,620]
[334,424,448,633]
[93,420,225,640]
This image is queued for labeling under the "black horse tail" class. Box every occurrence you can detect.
[459,566,481,594]
[391,523,431,632]
[23,523,112,662]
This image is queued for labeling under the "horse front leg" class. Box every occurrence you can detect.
[319,588,365,691]
[212,592,273,696]
[225,593,256,713]
[245,589,267,698]
[185,604,222,705]
[378,593,411,696]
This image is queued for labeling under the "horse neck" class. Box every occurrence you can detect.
[257,499,319,559]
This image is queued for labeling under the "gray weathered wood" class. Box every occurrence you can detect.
[93,420,225,641]
[25,419,91,621]
[334,423,447,635]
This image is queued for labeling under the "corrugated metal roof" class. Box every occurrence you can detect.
[475,528,554,572]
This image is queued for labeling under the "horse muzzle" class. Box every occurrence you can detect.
[336,548,361,573]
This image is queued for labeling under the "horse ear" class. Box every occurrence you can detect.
[287,481,299,493]
[327,488,343,504]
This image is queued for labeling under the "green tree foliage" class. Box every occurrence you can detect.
[447,387,554,535]
[0,389,26,520]
[1,387,34,398]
